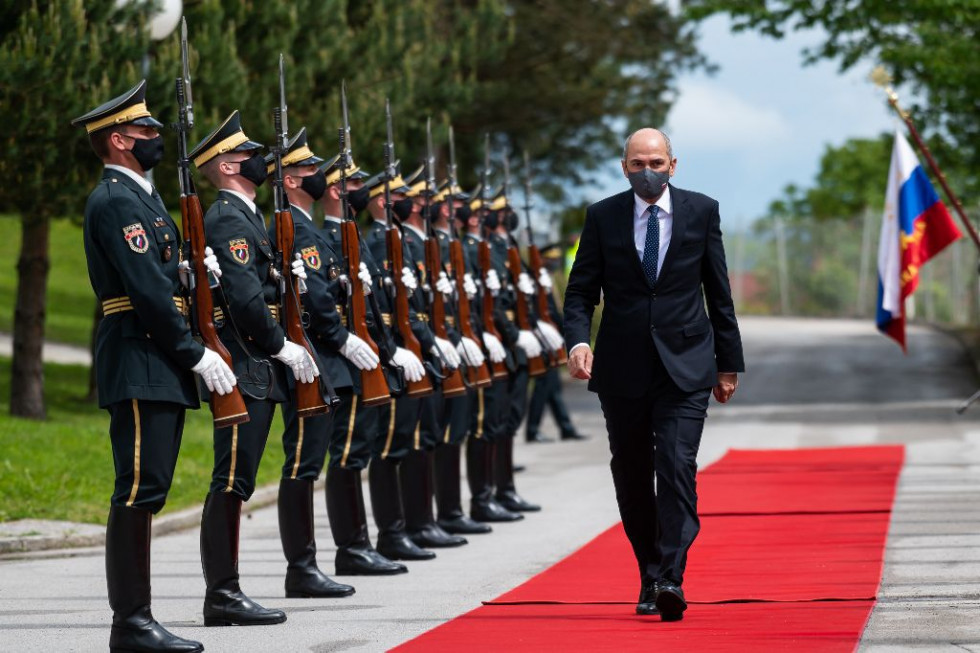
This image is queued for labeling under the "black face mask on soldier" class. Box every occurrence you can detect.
[454,206,472,222]
[506,209,520,231]
[300,170,327,201]
[392,198,414,221]
[348,187,371,213]
[484,211,499,229]
[237,153,267,187]
[126,134,164,171]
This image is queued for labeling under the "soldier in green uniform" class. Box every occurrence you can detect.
[73,80,236,653]
[190,112,319,626]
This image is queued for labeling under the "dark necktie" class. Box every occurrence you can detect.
[641,205,660,285]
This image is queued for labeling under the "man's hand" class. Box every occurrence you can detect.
[568,345,593,380]
[713,372,738,403]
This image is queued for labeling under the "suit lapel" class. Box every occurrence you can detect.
[110,170,169,218]
[219,190,267,243]
[615,190,652,288]
[655,185,687,287]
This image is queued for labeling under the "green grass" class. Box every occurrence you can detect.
[0,358,285,524]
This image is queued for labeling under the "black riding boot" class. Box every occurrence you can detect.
[277,478,355,598]
[369,458,435,561]
[200,492,286,627]
[106,506,203,653]
[402,449,467,547]
[434,444,491,534]
[327,467,407,575]
[494,437,541,512]
[467,438,523,522]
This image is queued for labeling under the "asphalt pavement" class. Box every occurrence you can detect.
[1,316,978,652]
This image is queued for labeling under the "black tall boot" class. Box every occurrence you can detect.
[106,506,203,653]
[200,492,286,627]
[434,444,491,534]
[327,467,407,575]
[494,437,541,512]
[369,458,436,561]
[277,478,355,598]
[402,449,467,548]
[467,438,523,522]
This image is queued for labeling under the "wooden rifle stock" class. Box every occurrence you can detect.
[424,238,466,397]
[180,195,249,428]
[507,245,547,377]
[476,242,509,380]
[276,208,331,417]
[448,240,492,388]
[387,228,433,397]
[342,221,391,407]
[527,244,567,366]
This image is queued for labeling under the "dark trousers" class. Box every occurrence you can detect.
[504,365,530,438]
[280,399,333,481]
[327,390,381,471]
[210,396,276,500]
[598,363,710,586]
[372,396,422,462]
[419,388,472,448]
[108,399,186,513]
[526,367,575,437]
[470,380,508,443]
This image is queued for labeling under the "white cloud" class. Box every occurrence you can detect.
[665,82,792,151]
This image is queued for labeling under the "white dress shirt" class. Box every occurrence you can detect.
[290,203,313,222]
[104,164,154,196]
[223,188,258,216]
[632,187,673,278]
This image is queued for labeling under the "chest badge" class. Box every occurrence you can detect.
[123,223,148,254]
[301,246,322,270]
[229,238,250,265]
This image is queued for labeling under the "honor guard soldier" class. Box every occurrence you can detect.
[190,111,318,626]
[265,128,358,599]
[73,80,236,653]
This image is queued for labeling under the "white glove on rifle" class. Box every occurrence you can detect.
[482,332,506,363]
[457,336,486,366]
[400,266,418,292]
[536,320,564,352]
[358,261,373,295]
[273,341,320,384]
[432,336,461,369]
[537,267,553,291]
[485,268,501,294]
[463,273,478,300]
[517,272,536,296]
[192,347,237,396]
[435,271,454,296]
[516,330,542,358]
[391,347,425,383]
[177,246,222,288]
[339,333,380,370]
[291,253,308,281]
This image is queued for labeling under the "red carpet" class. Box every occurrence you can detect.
[394,445,904,652]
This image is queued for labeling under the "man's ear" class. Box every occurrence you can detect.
[109,131,130,153]
[328,185,341,200]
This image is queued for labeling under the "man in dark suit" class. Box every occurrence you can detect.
[563,128,743,622]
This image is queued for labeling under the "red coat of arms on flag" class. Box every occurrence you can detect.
[229,238,250,265]
[301,246,321,270]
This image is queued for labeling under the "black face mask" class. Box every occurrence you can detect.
[627,168,669,200]
[348,186,371,213]
[484,210,499,229]
[127,134,164,171]
[237,153,267,187]
[300,169,327,201]
[454,205,472,222]
[392,198,414,221]
[506,210,520,232]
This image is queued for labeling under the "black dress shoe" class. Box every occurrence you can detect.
[525,432,555,443]
[408,523,468,548]
[513,464,526,474]
[655,583,687,622]
[285,566,355,598]
[335,545,409,575]
[437,514,493,535]
[377,532,437,561]
[635,581,659,616]
[495,490,541,512]
[203,589,287,627]
[560,430,589,441]
[471,498,524,523]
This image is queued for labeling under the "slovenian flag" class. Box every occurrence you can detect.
[876,130,961,350]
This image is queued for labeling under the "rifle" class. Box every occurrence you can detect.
[446,126,492,389]
[382,99,433,398]
[271,54,332,417]
[175,18,249,428]
[477,134,509,380]
[422,117,467,397]
[338,82,391,407]
[522,149,567,366]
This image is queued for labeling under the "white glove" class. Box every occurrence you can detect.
[463,273,478,299]
[482,332,506,363]
[192,347,237,396]
[485,268,501,293]
[516,330,542,358]
[518,272,536,296]
[204,246,221,279]
[400,266,418,292]
[435,271,454,296]
[457,336,486,366]
[177,259,191,289]
[358,261,372,295]
[291,253,308,281]
[339,333,380,370]
[273,341,320,383]
[537,268,553,291]
[536,320,564,352]
[391,347,425,383]
[432,336,461,369]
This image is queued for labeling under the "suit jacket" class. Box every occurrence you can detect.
[563,186,744,396]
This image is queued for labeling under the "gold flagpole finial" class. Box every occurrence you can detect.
[870,65,908,119]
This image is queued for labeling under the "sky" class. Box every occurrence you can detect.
[590,13,900,230]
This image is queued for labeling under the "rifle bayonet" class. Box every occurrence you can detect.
[180,18,193,130]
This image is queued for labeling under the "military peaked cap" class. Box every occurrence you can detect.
[188,110,263,167]
[320,152,369,186]
[71,79,163,134]
[265,127,324,173]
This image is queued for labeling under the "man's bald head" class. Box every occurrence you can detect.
[623,128,672,161]
[621,127,677,185]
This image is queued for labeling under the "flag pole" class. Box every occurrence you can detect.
[871,66,980,252]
